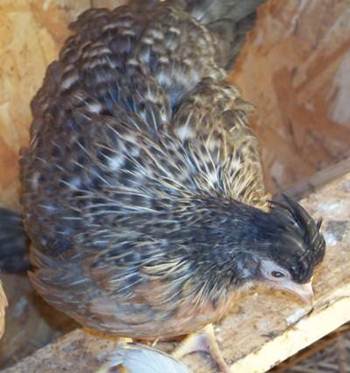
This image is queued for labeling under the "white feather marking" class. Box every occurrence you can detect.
[87,103,102,113]
[108,155,124,171]
[61,75,78,90]
[148,29,164,40]
[175,125,193,140]
[169,27,180,35]
[206,170,219,186]
[68,177,81,189]
[142,37,153,45]
[159,56,169,64]
[31,172,40,191]
[130,147,140,157]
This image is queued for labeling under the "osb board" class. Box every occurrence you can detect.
[231,0,350,193]
[271,323,350,372]
[0,0,69,209]
[4,172,350,373]
[0,282,7,340]
[0,0,124,209]
[1,0,350,210]
[0,273,76,368]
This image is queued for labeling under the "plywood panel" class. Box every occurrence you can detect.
[231,0,350,193]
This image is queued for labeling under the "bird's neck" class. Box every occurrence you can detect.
[186,196,273,287]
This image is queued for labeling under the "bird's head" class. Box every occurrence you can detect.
[184,195,325,305]
[241,195,326,303]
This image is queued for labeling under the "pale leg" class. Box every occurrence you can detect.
[96,337,132,373]
[172,324,230,373]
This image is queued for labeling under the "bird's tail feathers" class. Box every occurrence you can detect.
[183,0,266,69]
[0,208,29,273]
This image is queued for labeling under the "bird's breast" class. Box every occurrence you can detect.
[84,282,235,340]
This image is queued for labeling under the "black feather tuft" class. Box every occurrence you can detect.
[268,195,326,283]
[0,208,30,273]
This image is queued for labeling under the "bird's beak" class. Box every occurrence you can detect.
[280,281,314,304]
[270,281,314,304]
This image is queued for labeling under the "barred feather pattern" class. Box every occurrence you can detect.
[20,1,324,338]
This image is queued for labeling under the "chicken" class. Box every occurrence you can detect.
[16,0,326,371]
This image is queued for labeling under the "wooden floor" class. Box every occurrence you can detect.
[3,172,350,372]
[273,323,350,373]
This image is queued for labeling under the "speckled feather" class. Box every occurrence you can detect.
[20,0,325,339]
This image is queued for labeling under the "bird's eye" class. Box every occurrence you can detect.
[271,271,285,278]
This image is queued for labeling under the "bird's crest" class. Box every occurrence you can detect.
[269,194,326,282]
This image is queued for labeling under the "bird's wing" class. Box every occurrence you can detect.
[169,78,267,206]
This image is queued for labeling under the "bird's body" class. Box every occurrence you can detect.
[20,0,325,347]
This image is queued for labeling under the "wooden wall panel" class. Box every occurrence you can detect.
[230,0,350,193]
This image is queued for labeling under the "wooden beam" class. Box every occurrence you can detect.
[3,173,350,372]
[232,292,350,372]
[0,282,7,340]
[276,157,350,200]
